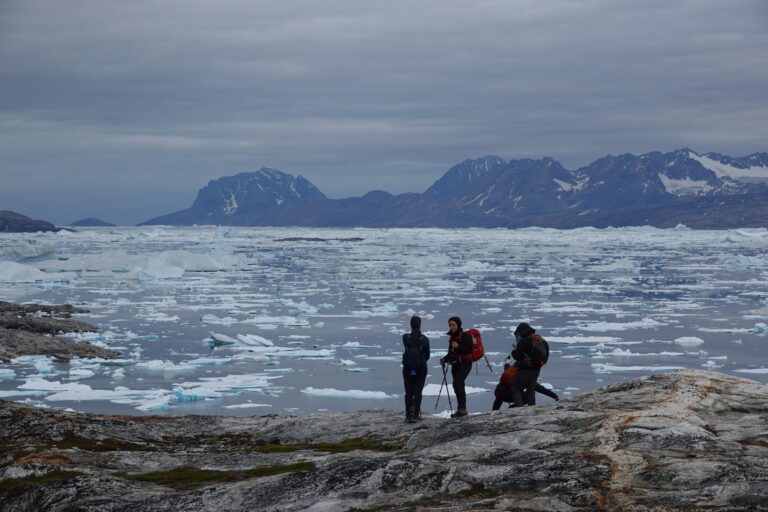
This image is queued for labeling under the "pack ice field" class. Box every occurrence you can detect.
[0,226,766,415]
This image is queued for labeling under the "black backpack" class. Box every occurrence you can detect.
[402,334,426,370]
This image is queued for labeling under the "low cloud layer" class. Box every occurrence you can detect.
[1,0,766,224]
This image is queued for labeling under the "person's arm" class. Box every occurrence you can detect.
[422,336,430,361]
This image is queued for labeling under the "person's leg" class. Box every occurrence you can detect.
[451,361,472,412]
[535,382,559,401]
[412,368,427,419]
[403,367,414,419]
[510,370,528,407]
[523,370,540,406]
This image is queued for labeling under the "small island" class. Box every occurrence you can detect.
[0,211,59,233]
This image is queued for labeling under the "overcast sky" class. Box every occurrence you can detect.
[1,0,767,225]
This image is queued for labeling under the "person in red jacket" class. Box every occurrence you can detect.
[439,316,474,418]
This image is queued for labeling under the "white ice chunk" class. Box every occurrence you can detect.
[301,387,392,399]
[0,369,17,380]
[674,336,705,347]
[223,403,272,409]
[188,357,232,366]
[236,333,274,347]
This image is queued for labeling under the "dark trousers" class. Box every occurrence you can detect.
[511,368,540,407]
[493,381,556,409]
[492,384,513,410]
[403,367,427,417]
[451,360,472,410]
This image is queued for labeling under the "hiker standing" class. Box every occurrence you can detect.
[402,315,430,422]
[509,322,549,407]
[439,316,473,418]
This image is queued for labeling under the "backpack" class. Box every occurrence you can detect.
[402,333,426,370]
[529,334,550,368]
[465,328,485,363]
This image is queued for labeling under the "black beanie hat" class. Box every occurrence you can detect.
[447,316,462,334]
[514,322,535,337]
[410,315,421,330]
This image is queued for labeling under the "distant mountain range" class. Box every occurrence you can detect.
[139,148,767,228]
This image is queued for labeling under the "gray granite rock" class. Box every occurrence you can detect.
[0,301,119,362]
[1,370,766,510]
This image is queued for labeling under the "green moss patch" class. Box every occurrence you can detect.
[252,437,403,454]
[120,462,315,488]
[0,470,81,495]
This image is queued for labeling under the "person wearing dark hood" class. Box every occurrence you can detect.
[439,316,474,418]
[402,315,430,422]
[492,351,558,410]
[508,322,548,407]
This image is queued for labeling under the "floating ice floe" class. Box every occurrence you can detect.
[301,387,392,399]
[352,303,399,318]
[734,368,768,374]
[208,332,238,346]
[548,336,623,344]
[340,359,357,366]
[591,363,685,373]
[68,368,95,380]
[345,367,373,373]
[421,383,488,396]
[753,323,768,334]
[236,333,274,347]
[136,360,196,372]
[340,341,379,349]
[0,261,75,282]
[275,298,318,315]
[11,355,56,374]
[201,314,238,326]
[188,357,232,366]
[573,318,663,332]
[0,369,16,380]
[223,403,272,409]
[674,336,705,347]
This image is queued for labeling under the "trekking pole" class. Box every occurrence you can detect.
[484,354,494,373]
[434,363,454,413]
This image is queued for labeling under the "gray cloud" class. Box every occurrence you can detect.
[1,0,766,224]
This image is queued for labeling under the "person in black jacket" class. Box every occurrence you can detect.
[402,315,430,422]
[439,316,473,418]
[509,322,545,407]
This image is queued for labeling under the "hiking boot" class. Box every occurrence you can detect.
[404,414,413,423]
[413,412,423,422]
[450,409,468,418]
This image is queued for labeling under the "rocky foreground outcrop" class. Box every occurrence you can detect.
[1,370,767,511]
[0,302,119,362]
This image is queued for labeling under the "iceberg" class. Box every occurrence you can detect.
[0,369,16,380]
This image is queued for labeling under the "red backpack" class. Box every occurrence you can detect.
[466,328,485,362]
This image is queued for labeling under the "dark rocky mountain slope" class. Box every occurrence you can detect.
[140,150,768,228]
[0,211,59,233]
